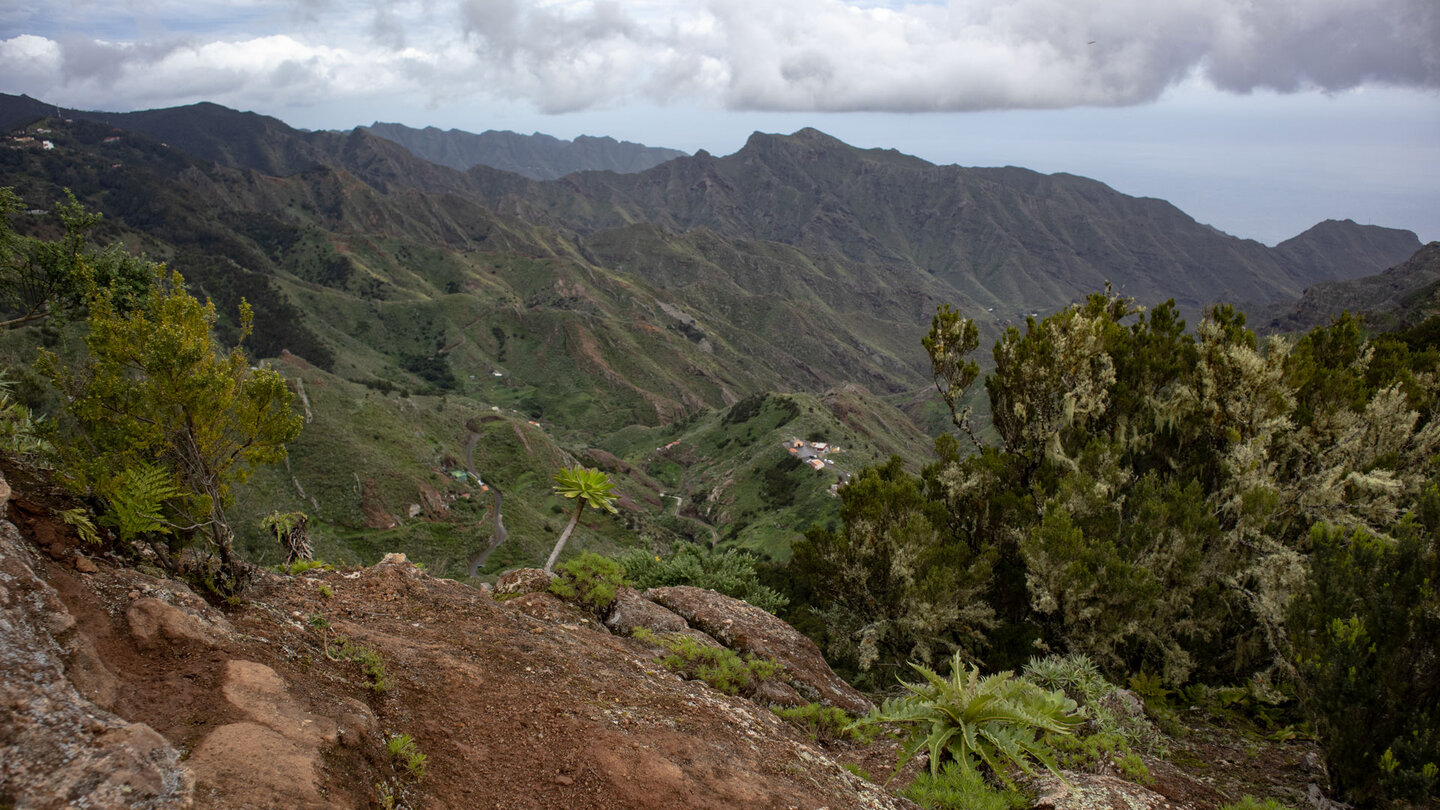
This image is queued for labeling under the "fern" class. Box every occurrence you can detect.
[101,463,183,541]
[58,507,101,546]
[0,370,47,455]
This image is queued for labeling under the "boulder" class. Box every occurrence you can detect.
[605,587,689,635]
[1032,771,1185,810]
[126,596,233,650]
[495,567,554,596]
[504,591,592,624]
[0,519,192,808]
[645,585,873,715]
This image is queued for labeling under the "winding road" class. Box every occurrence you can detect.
[464,430,507,577]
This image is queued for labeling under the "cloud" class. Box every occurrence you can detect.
[1,0,1436,115]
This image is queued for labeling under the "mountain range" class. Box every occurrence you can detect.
[361,122,687,179]
[0,92,1429,570]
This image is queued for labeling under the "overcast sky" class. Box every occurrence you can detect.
[2,0,1436,244]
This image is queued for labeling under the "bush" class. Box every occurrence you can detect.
[618,543,788,613]
[549,551,628,616]
[773,703,872,745]
[1025,653,1165,754]
[635,629,782,697]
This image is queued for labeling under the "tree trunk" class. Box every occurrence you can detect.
[544,501,584,572]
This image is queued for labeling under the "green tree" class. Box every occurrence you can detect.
[39,266,302,589]
[544,465,618,572]
[0,187,149,329]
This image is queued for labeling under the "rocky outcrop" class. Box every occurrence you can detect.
[494,566,553,596]
[0,518,193,809]
[646,585,874,715]
[126,596,233,650]
[186,660,343,809]
[1031,771,1181,810]
[604,587,689,635]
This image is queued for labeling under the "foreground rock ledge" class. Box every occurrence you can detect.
[0,512,912,809]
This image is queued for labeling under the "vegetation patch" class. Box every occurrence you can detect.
[325,635,394,692]
[634,628,782,697]
[548,551,628,616]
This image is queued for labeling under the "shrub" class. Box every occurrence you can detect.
[902,761,1031,810]
[549,552,628,616]
[618,543,788,613]
[38,266,302,592]
[849,652,1082,786]
[773,703,872,745]
[635,628,782,697]
[0,370,46,455]
[1025,653,1165,755]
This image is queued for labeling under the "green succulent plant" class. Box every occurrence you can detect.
[851,652,1083,786]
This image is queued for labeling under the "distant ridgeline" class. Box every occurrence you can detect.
[0,91,1428,572]
[361,122,688,180]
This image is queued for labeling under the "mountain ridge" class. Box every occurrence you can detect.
[362,122,688,179]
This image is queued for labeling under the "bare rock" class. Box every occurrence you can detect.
[504,591,591,623]
[752,677,809,709]
[335,696,379,749]
[495,567,554,596]
[126,596,232,650]
[0,519,193,808]
[188,660,343,809]
[632,627,727,651]
[187,722,331,809]
[73,553,99,573]
[1033,771,1184,810]
[606,587,689,635]
[645,585,873,716]
[222,660,339,748]
[0,469,9,519]
[65,629,123,710]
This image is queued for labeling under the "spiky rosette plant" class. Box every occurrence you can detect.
[851,651,1083,786]
[543,465,618,572]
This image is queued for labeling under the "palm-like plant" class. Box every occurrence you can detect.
[543,465,619,572]
[850,651,1083,785]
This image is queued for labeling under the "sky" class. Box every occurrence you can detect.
[1,0,1437,245]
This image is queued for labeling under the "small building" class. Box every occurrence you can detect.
[41,140,54,150]
[808,458,825,471]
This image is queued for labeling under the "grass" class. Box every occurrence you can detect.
[324,635,394,692]
[386,733,428,780]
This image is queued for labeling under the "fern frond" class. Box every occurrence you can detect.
[58,508,101,546]
[102,463,183,541]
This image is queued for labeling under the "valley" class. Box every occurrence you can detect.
[2,93,1438,809]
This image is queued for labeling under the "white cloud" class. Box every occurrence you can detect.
[1,0,1436,115]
